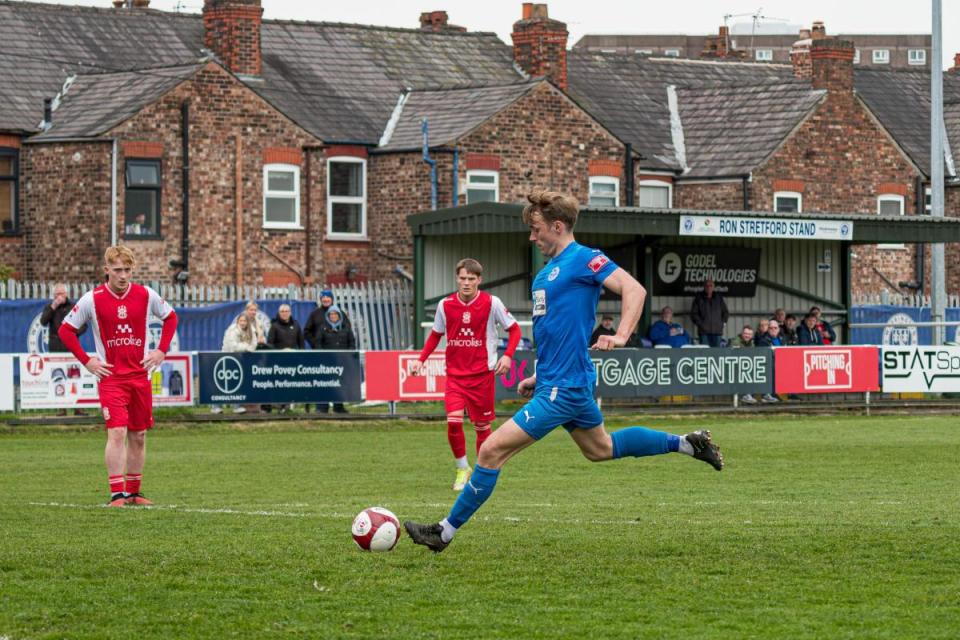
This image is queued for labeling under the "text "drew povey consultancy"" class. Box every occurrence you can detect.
[251,363,346,389]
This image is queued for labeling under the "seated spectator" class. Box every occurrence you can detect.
[590,315,617,347]
[755,318,769,344]
[797,313,824,345]
[755,320,784,347]
[731,325,755,348]
[648,306,690,348]
[782,314,799,346]
[213,314,258,415]
[809,306,837,344]
[772,308,786,326]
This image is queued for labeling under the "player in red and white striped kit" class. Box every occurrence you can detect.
[411,258,522,490]
[58,246,178,507]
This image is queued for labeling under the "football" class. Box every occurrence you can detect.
[352,507,401,552]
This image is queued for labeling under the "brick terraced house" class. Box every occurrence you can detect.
[0,0,957,296]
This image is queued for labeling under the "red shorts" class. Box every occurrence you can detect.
[444,372,495,424]
[99,375,154,431]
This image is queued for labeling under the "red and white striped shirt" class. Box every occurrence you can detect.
[431,290,517,377]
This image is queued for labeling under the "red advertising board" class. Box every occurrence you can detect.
[774,346,880,394]
[365,351,447,401]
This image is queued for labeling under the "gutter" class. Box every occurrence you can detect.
[111,139,118,246]
[421,119,437,210]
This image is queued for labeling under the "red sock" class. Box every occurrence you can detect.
[125,473,142,495]
[475,423,492,453]
[447,416,466,459]
[109,474,124,496]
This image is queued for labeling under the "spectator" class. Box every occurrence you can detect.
[690,279,728,347]
[755,320,784,347]
[731,326,758,404]
[40,283,87,416]
[243,300,267,347]
[798,313,824,345]
[590,315,616,347]
[648,306,690,348]
[212,314,258,415]
[782,314,799,346]
[755,318,769,344]
[772,308,786,326]
[315,306,356,414]
[305,289,353,349]
[810,306,836,344]
[267,304,304,350]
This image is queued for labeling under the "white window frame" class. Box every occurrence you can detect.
[637,179,672,208]
[908,49,926,65]
[774,191,802,213]
[262,163,301,230]
[853,49,861,64]
[755,49,773,62]
[925,187,932,214]
[326,156,367,240]
[872,49,890,64]
[663,49,680,57]
[465,170,499,204]
[877,194,905,249]
[588,176,620,207]
[634,49,653,55]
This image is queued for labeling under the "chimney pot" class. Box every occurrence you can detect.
[798,28,811,40]
[954,53,960,70]
[811,21,827,40]
[522,2,533,20]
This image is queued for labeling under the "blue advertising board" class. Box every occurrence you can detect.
[198,351,362,404]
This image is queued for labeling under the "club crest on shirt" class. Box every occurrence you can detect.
[462,311,471,324]
[118,305,128,319]
[587,254,609,273]
[547,267,560,281]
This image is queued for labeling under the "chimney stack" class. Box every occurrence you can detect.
[700,24,746,60]
[112,0,150,7]
[791,23,827,80]
[511,3,568,90]
[203,0,263,77]
[810,38,855,93]
[419,11,466,33]
[953,53,960,72]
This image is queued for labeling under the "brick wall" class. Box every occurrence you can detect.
[673,180,745,210]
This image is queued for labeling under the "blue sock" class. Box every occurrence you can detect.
[611,427,680,459]
[446,464,500,529]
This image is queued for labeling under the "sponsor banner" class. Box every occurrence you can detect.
[680,215,853,241]
[495,349,774,399]
[654,247,760,297]
[881,346,960,393]
[198,351,362,404]
[17,352,195,409]
[0,354,14,410]
[365,351,447,401]
[774,346,879,394]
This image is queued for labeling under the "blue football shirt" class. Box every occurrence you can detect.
[531,242,619,388]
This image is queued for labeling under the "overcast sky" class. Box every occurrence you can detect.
[29,0,960,69]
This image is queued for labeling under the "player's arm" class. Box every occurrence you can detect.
[594,268,646,350]
[493,297,522,376]
[411,330,442,376]
[58,295,112,378]
[142,289,178,371]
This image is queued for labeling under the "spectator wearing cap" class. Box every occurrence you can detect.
[305,289,353,349]
[590,314,616,347]
[648,306,690,348]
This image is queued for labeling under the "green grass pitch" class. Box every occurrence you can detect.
[1,414,958,639]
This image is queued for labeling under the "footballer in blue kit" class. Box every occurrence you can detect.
[405,190,724,553]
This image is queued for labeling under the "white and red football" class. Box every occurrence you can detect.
[352,507,401,552]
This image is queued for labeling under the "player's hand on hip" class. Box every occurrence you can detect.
[84,357,113,378]
[494,355,512,376]
[592,334,626,351]
[409,359,424,376]
[517,375,536,398]
[141,349,165,372]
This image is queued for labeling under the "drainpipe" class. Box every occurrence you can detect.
[915,175,926,294]
[111,139,118,246]
[234,135,243,287]
[742,174,751,210]
[304,147,311,280]
[421,119,437,210]
[624,143,634,206]
[452,147,459,207]
[177,100,190,282]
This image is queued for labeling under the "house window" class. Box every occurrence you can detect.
[0,149,17,235]
[124,159,161,237]
[925,187,932,214]
[637,180,672,208]
[664,49,681,57]
[755,49,773,62]
[878,194,905,249]
[854,49,861,64]
[774,191,802,213]
[908,49,926,65]
[872,49,890,64]
[466,170,498,204]
[327,157,365,237]
[264,163,301,230]
[634,49,653,55]
[588,176,619,207]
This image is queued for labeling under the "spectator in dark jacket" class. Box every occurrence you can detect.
[809,306,837,344]
[648,306,690,347]
[690,279,728,347]
[267,304,304,350]
[797,314,824,345]
[41,283,87,416]
[590,315,616,347]
[305,289,352,349]
[782,314,799,346]
[755,320,784,347]
[316,306,355,414]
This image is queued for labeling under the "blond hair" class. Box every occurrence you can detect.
[104,245,136,267]
[455,258,483,277]
[521,189,580,230]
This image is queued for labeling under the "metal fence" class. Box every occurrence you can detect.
[0,279,415,351]
[853,292,960,307]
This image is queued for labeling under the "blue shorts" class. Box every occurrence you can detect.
[512,384,604,441]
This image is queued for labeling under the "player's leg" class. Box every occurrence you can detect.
[124,377,155,505]
[469,373,496,455]
[444,379,471,489]
[105,427,128,506]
